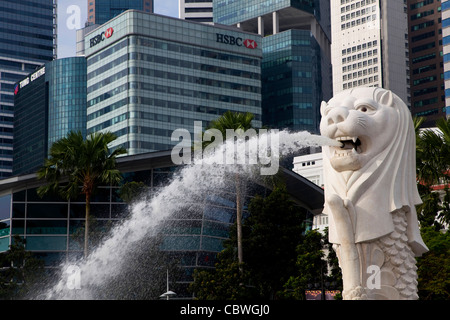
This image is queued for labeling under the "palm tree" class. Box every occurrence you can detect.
[415,117,450,228]
[37,131,126,257]
[416,117,450,188]
[201,111,255,270]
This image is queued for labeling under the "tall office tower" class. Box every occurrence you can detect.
[13,57,87,175]
[409,0,445,127]
[179,0,213,23]
[442,0,450,118]
[331,0,410,105]
[85,11,262,154]
[0,0,57,179]
[88,0,154,25]
[77,24,101,57]
[213,0,332,134]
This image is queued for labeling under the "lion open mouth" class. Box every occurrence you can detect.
[334,136,362,157]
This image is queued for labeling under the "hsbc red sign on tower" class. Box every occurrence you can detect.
[243,39,257,49]
[90,27,114,48]
[216,33,258,49]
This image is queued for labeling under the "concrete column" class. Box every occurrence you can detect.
[258,16,264,36]
[273,11,279,35]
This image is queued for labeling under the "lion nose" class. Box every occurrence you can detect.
[327,107,349,125]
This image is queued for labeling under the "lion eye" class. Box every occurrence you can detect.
[356,105,374,113]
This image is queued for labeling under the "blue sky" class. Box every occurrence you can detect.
[58,0,179,58]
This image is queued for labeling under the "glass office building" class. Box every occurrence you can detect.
[0,150,325,297]
[0,0,57,178]
[179,0,213,23]
[88,0,154,25]
[262,30,327,132]
[442,0,450,117]
[13,66,48,176]
[85,10,262,154]
[45,57,87,147]
[213,0,332,133]
[13,57,87,175]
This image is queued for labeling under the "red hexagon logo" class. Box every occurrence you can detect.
[243,39,257,49]
[105,27,114,39]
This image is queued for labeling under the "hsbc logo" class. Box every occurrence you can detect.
[105,27,114,38]
[90,27,114,48]
[243,39,257,49]
[216,33,258,49]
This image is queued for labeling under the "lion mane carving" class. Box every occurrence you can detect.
[320,87,428,300]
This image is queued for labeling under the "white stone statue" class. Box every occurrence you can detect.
[320,87,428,300]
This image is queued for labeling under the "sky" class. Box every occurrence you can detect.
[58,0,179,58]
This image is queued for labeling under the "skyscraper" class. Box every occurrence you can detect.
[88,0,153,25]
[408,0,445,127]
[13,57,87,175]
[0,0,57,178]
[330,0,410,105]
[179,0,213,23]
[213,0,332,134]
[442,0,450,118]
[85,11,262,154]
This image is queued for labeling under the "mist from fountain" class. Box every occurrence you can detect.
[38,130,339,299]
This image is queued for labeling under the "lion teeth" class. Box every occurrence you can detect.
[352,137,357,143]
[333,148,358,157]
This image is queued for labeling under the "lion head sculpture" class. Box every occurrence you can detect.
[320,87,428,256]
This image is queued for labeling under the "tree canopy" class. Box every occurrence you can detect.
[37,131,126,256]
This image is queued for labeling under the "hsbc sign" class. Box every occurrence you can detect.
[216,33,258,49]
[90,27,114,48]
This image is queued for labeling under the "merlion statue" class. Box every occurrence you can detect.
[320,87,428,300]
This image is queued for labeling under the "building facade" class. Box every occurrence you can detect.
[13,57,87,176]
[442,0,450,118]
[292,151,328,232]
[0,150,324,298]
[0,0,57,179]
[331,0,410,105]
[179,0,213,23]
[85,10,262,154]
[13,66,48,176]
[213,0,332,134]
[88,0,153,25]
[409,0,446,127]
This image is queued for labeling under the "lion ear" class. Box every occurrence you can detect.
[320,101,327,116]
[377,89,394,107]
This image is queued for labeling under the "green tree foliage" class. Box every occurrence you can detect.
[280,230,326,300]
[190,251,257,300]
[37,131,126,257]
[415,117,450,229]
[0,235,44,299]
[280,228,342,300]
[242,186,307,298]
[191,186,309,299]
[417,227,450,300]
[415,116,450,299]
